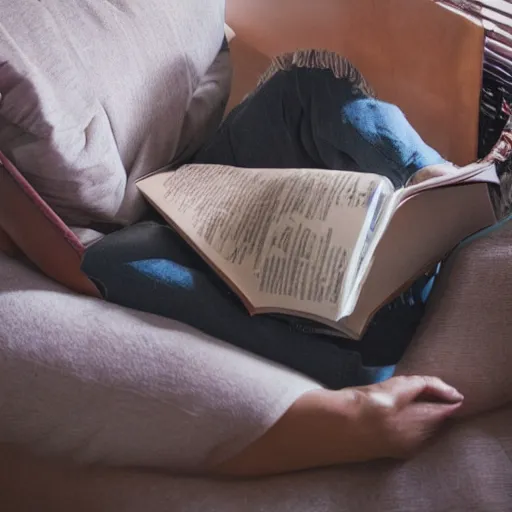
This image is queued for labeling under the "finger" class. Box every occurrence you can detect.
[386,376,464,406]
[406,163,458,186]
[412,401,463,421]
[402,402,462,447]
[402,404,462,457]
[415,377,464,404]
[390,402,463,458]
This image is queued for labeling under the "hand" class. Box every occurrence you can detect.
[348,375,464,460]
[406,163,459,187]
[212,375,463,477]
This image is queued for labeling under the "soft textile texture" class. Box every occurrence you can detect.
[196,56,445,185]
[0,0,230,227]
[1,218,512,472]
[0,253,319,470]
[396,217,512,416]
[1,406,511,511]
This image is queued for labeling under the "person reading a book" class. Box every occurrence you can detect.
[83,48,460,382]
[82,47,469,475]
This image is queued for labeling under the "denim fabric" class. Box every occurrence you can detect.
[83,222,430,389]
[84,222,364,389]
[83,65,444,389]
[195,67,445,187]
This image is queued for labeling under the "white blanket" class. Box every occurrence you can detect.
[0,254,319,470]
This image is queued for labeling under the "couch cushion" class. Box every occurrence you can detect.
[1,406,511,511]
[0,0,230,227]
[397,216,512,416]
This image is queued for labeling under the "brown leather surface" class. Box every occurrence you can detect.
[0,226,19,257]
[226,38,271,114]
[0,162,101,298]
[226,0,484,166]
[0,2,484,299]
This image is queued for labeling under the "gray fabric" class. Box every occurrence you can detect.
[0,3,511,506]
[0,0,230,227]
[0,253,319,470]
[1,406,511,511]
[1,216,511,482]
[64,405,512,512]
[397,219,512,416]
[1,166,512,512]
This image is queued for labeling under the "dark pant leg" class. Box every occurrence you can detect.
[193,66,438,364]
[195,67,445,187]
[83,66,438,388]
[82,222,364,390]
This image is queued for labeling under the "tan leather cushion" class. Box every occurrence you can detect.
[0,153,100,297]
[226,0,484,166]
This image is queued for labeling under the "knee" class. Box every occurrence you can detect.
[341,98,444,174]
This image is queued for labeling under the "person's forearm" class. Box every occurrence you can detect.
[211,388,367,477]
[212,376,463,478]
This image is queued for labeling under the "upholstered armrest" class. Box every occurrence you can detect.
[397,219,512,417]
[0,405,511,512]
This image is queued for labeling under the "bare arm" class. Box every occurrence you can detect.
[213,376,463,477]
[0,376,462,512]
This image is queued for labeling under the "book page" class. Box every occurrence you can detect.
[137,164,392,321]
[340,160,498,320]
[340,181,496,339]
[402,161,499,198]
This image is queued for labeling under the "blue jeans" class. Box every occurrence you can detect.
[82,65,444,389]
[194,66,444,187]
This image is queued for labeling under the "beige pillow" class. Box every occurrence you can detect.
[397,218,512,417]
[0,0,230,228]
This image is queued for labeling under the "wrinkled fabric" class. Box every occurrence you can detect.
[0,0,230,228]
[0,252,320,470]
[3,406,510,512]
[196,60,445,188]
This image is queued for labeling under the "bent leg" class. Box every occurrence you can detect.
[193,58,445,365]
[195,58,446,186]
[82,222,367,390]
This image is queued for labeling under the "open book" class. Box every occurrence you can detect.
[137,163,498,340]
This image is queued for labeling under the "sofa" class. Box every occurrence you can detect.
[2,219,512,511]
[1,1,511,510]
